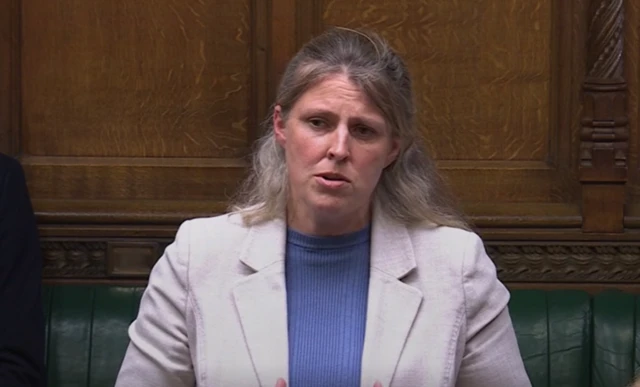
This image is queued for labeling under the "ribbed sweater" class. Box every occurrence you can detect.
[285,225,371,387]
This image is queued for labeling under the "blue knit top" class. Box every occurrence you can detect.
[285,225,371,387]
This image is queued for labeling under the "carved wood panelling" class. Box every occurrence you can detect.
[42,241,108,278]
[624,0,640,227]
[487,243,640,283]
[42,239,170,278]
[580,0,628,232]
[40,238,640,284]
[2,0,638,287]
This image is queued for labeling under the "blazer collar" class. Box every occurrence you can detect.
[369,204,417,279]
[237,206,418,278]
[238,216,287,271]
[361,206,423,385]
[233,216,288,386]
[233,207,422,386]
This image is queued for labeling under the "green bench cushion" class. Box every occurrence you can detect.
[43,286,144,387]
[40,285,640,387]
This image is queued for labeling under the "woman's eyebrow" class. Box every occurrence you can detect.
[301,108,385,125]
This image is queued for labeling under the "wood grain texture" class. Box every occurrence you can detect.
[579,0,627,232]
[0,0,20,155]
[317,0,582,226]
[34,198,230,225]
[14,0,635,241]
[16,0,272,226]
[271,0,297,94]
[0,0,9,154]
[22,0,252,158]
[22,155,245,201]
[323,0,550,161]
[107,241,161,277]
[624,0,640,226]
[14,0,640,285]
[251,0,270,139]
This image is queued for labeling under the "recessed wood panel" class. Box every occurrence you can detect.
[4,0,638,284]
[307,0,584,225]
[7,0,628,238]
[12,0,269,224]
[323,0,551,161]
[22,0,252,158]
[107,241,159,277]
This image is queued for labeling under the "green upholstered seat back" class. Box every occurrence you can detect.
[590,291,640,387]
[43,286,144,387]
[510,289,592,387]
[41,286,640,387]
[509,289,640,387]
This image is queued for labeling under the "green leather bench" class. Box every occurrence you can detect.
[42,285,640,387]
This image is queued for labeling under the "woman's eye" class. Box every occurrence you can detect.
[308,119,325,128]
[354,126,374,137]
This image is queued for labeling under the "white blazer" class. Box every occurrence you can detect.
[115,209,531,387]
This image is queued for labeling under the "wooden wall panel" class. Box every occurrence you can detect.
[22,0,252,158]
[314,0,584,228]
[0,0,637,284]
[0,0,19,155]
[578,0,628,233]
[625,0,640,227]
[14,0,269,223]
[325,1,551,162]
[0,0,9,154]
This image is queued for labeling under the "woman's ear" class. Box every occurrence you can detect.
[385,137,401,168]
[273,105,286,147]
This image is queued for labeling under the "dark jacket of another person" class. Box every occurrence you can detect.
[0,153,46,386]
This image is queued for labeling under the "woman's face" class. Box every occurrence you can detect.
[274,73,400,235]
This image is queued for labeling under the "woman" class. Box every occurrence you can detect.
[115,27,531,386]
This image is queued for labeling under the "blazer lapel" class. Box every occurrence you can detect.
[232,218,289,387]
[361,209,424,387]
[230,210,424,387]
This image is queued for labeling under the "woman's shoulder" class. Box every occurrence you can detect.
[406,224,502,298]
[182,210,246,227]
[406,223,490,271]
[163,212,254,275]
[176,211,250,242]
[408,223,482,250]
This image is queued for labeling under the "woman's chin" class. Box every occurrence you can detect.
[310,196,352,213]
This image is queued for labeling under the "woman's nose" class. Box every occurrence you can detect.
[327,126,350,161]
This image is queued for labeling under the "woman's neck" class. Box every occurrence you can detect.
[286,204,371,236]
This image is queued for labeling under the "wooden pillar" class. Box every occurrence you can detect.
[580,0,628,232]
[0,0,21,156]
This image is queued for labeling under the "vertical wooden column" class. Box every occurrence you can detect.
[269,0,322,100]
[580,0,628,232]
[270,0,297,101]
[0,0,21,156]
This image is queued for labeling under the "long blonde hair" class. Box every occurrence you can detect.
[230,27,468,230]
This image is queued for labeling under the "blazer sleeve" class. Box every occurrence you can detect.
[455,232,531,387]
[0,157,46,387]
[115,221,195,387]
